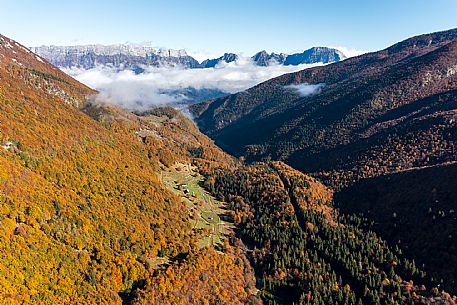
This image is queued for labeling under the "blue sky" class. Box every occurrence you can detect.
[1,0,456,57]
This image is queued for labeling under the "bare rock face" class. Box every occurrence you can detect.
[283,47,346,65]
[252,47,345,66]
[32,44,346,71]
[31,44,201,70]
[200,53,239,68]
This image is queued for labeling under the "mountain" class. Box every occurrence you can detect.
[335,162,457,292]
[252,47,346,66]
[31,45,346,109]
[0,33,259,304]
[31,44,201,70]
[191,28,457,183]
[200,52,238,68]
[203,161,456,304]
[191,28,457,292]
[32,44,346,71]
[252,50,288,66]
[283,46,346,65]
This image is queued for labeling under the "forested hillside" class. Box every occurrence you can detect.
[203,162,456,304]
[191,29,457,188]
[191,29,457,296]
[0,34,258,304]
[335,163,457,293]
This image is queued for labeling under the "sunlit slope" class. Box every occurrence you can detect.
[0,34,195,304]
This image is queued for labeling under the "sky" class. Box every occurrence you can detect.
[1,0,456,58]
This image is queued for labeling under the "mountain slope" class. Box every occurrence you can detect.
[0,33,191,303]
[191,28,457,186]
[191,28,457,294]
[0,34,258,304]
[335,162,457,291]
[203,161,456,304]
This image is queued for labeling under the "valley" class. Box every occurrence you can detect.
[0,14,457,305]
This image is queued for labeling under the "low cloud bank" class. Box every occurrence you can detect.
[285,83,324,97]
[64,58,322,110]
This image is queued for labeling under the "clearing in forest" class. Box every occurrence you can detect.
[162,162,233,248]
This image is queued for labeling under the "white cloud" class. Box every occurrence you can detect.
[331,46,368,58]
[64,58,323,110]
[186,50,220,63]
[285,83,324,97]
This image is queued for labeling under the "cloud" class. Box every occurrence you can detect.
[331,46,367,58]
[64,58,323,110]
[285,83,324,97]
[186,50,220,63]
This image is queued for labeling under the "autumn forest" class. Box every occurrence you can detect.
[0,24,457,305]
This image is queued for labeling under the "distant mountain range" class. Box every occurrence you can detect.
[31,44,346,70]
[30,44,201,72]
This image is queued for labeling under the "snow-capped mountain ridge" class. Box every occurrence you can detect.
[31,43,199,70]
[31,43,188,58]
[32,43,349,70]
